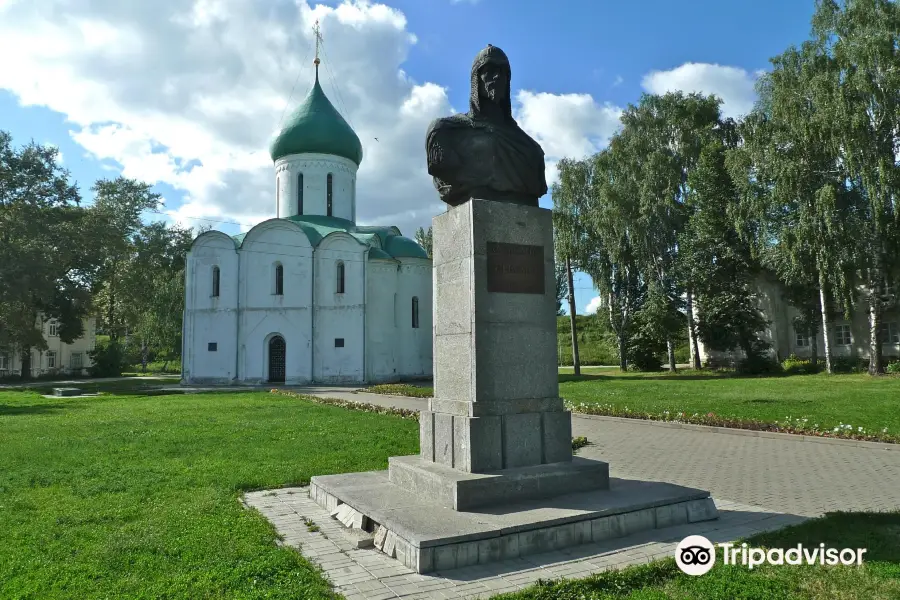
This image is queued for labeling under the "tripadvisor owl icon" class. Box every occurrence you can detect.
[675,535,716,576]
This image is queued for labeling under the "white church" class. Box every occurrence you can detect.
[181,60,432,385]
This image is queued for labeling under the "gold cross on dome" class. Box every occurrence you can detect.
[313,20,323,70]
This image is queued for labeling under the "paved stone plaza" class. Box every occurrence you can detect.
[243,389,900,599]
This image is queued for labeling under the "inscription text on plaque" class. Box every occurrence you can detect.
[486,241,545,294]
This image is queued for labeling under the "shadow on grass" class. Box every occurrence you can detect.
[0,402,91,416]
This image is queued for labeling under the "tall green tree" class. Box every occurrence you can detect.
[554,261,568,316]
[730,43,860,374]
[553,157,595,375]
[90,177,163,341]
[811,0,900,374]
[612,92,725,370]
[414,225,433,258]
[0,132,99,378]
[123,221,193,370]
[683,138,771,364]
[583,147,644,371]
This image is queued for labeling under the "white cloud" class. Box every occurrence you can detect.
[641,63,759,119]
[0,0,450,237]
[585,295,603,315]
[0,0,625,232]
[612,75,623,88]
[515,91,622,187]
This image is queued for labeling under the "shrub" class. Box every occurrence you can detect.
[781,354,820,375]
[737,352,782,375]
[831,356,868,374]
[88,341,127,377]
[887,360,900,375]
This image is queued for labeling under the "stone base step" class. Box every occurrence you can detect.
[309,470,718,573]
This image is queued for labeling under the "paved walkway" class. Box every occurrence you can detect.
[244,388,900,599]
[285,388,900,518]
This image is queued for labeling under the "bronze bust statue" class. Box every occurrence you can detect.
[425,45,548,207]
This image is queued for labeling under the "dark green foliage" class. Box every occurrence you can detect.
[414,225,433,258]
[88,341,127,377]
[627,283,682,372]
[0,132,95,371]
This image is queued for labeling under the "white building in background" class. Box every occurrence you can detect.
[0,316,96,378]
[181,66,432,385]
[696,273,899,366]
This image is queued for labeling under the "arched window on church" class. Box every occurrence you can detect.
[412,296,420,329]
[274,263,284,296]
[297,173,304,215]
[212,266,220,297]
[326,173,333,216]
[336,261,345,294]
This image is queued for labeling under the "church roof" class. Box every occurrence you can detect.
[227,214,428,260]
[269,75,363,165]
[385,235,429,259]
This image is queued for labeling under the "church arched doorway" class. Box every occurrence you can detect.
[268,336,286,383]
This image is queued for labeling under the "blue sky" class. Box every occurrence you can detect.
[0,0,817,313]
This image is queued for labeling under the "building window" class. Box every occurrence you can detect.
[335,338,344,348]
[795,329,809,348]
[412,296,420,329]
[48,321,58,337]
[834,324,852,346]
[212,266,220,297]
[326,173,333,216]
[71,352,83,369]
[274,263,284,296]
[0,353,9,370]
[298,173,304,215]
[208,342,218,352]
[336,261,345,294]
[879,321,900,344]
[47,351,56,369]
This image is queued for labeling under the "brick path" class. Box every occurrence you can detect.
[244,389,900,599]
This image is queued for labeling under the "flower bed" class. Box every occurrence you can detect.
[564,400,898,444]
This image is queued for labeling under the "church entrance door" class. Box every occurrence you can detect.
[268,336,286,383]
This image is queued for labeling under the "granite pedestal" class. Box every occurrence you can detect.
[309,199,718,572]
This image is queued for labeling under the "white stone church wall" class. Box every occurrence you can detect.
[275,153,357,221]
[313,233,366,383]
[183,232,239,383]
[365,260,400,382]
[395,259,433,379]
[238,220,314,384]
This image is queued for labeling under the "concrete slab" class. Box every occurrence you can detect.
[246,486,804,599]
[387,454,610,511]
[52,387,84,397]
[309,471,718,573]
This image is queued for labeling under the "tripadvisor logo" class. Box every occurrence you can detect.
[675,535,868,576]
[675,535,716,576]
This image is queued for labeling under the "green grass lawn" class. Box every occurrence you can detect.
[0,387,418,599]
[3,385,899,599]
[558,370,900,438]
[499,511,900,600]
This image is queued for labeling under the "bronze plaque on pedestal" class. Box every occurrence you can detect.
[486,242,545,294]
